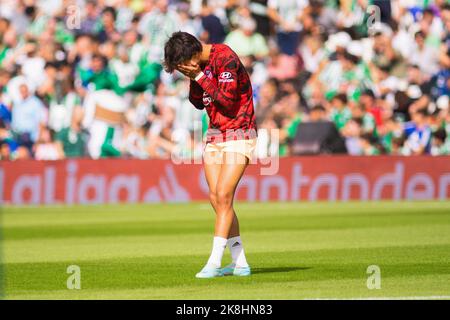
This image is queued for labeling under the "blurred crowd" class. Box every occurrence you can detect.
[0,0,449,161]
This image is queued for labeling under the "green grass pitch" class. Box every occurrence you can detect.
[1,201,450,300]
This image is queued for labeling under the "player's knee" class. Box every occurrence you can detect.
[209,191,218,207]
[215,189,233,209]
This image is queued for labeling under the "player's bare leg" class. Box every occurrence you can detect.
[204,152,241,239]
[196,150,225,278]
[215,152,250,276]
[213,152,248,238]
[228,214,240,238]
[204,151,221,212]
[197,151,250,278]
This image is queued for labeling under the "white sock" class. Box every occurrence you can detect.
[227,236,249,267]
[206,236,227,268]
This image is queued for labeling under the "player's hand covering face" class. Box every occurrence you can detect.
[177,55,202,80]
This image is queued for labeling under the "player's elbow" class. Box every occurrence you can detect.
[189,97,205,110]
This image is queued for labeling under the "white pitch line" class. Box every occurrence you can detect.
[307,296,450,300]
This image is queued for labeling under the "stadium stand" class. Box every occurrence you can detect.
[0,0,449,161]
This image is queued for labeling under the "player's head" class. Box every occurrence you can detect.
[164,31,203,73]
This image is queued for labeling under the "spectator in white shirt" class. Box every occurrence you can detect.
[267,0,307,55]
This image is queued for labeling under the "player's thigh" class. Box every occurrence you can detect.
[203,151,222,194]
[216,152,248,201]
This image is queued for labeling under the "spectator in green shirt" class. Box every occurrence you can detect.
[78,54,121,92]
[350,103,376,135]
[279,114,302,157]
[329,93,352,130]
[359,133,381,156]
[78,52,162,96]
[271,87,303,157]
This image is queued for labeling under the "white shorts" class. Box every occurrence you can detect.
[204,138,257,162]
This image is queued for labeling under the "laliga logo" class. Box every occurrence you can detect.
[219,72,234,83]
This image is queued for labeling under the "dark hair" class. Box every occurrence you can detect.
[361,132,378,144]
[103,6,117,20]
[379,64,392,73]
[343,51,360,65]
[433,128,447,142]
[164,32,203,73]
[351,117,363,126]
[414,31,425,39]
[310,105,326,112]
[92,53,108,68]
[45,61,60,69]
[415,108,428,117]
[0,17,10,27]
[24,5,36,17]
[332,93,347,104]
[361,89,375,99]
[423,8,434,16]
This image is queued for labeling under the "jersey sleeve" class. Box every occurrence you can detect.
[188,80,205,110]
[196,51,240,110]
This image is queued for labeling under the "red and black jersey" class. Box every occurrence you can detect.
[188,44,257,143]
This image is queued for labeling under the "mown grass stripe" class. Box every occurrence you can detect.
[2,201,450,299]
